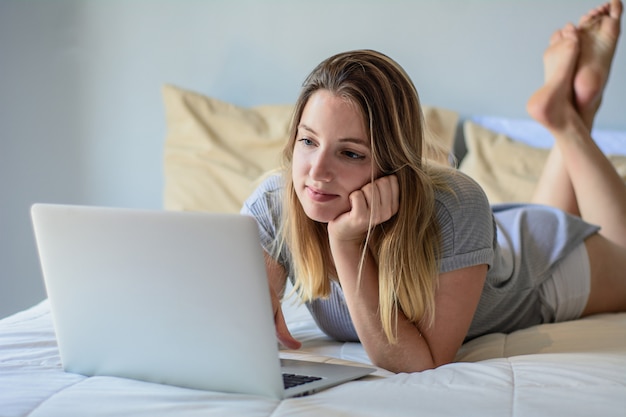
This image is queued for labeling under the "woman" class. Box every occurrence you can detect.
[242,0,625,373]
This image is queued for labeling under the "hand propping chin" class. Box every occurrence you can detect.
[328,175,399,242]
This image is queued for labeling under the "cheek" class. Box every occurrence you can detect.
[349,168,375,191]
[291,152,306,181]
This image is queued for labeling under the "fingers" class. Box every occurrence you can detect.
[375,175,400,221]
[330,175,400,242]
[270,287,302,350]
[274,305,302,350]
[358,175,400,224]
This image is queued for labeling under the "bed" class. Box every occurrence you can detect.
[1,85,625,417]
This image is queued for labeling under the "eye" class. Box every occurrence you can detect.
[298,138,315,146]
[343,150,366,160]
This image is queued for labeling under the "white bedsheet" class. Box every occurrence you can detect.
[1,299,625,417]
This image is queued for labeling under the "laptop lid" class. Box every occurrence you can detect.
[31,204,374,398]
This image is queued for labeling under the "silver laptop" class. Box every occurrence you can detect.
[31,203,374,399]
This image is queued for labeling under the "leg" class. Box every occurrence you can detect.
[581,234,626,316]
[530,1,626,317]
[529,0,624,229]
[531,147,579,216]
[528,24,581,215]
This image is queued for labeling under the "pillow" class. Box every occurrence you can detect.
[162,84,459,213]
[163,85,292,213]
[459,120,626,204]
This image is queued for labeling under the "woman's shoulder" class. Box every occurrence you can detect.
[240,173,286,257]
[432,168,495,270]
[250,172,284,196]
[240,173,284,215]
[433,168,491,212]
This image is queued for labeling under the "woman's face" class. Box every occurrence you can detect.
[292,89,375,223]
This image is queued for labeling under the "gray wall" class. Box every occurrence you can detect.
[1,0,625,318]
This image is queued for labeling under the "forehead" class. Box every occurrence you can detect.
[300,90,366,129]
[304,89,358,110]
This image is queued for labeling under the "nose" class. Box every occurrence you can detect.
[310,151,333,182]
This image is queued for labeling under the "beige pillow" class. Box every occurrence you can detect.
[459,120,626,204]
[163,85,292,213]
[162,84,459,213]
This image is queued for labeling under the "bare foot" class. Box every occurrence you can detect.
[574,0,623,128]
[527,24,580,131]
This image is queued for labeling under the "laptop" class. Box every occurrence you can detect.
[31,203,375,399]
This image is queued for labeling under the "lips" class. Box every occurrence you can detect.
[305,186,339,202]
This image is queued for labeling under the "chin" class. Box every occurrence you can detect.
[301,205,339,224]
[303,210,332,224]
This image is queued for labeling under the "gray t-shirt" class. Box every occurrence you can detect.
[241,172,599,341]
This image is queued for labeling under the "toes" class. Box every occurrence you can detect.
[562,22,578,39]
[550,23,577,46]
[609,0,623,20]
[579,3,611,27]
[579,0,622,29]
[549,29,563,46]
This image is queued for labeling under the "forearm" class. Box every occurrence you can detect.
[330,239,437,373]
[264,253,287,298]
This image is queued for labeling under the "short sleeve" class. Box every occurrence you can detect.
[240,174,291,269]
[435,171,496,273]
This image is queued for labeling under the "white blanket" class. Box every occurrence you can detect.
[1,299,625,417]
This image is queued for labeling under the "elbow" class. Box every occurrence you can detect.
[369,353,440,374]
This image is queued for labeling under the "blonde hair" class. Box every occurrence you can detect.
[279,50,451,343]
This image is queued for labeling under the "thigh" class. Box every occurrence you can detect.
[582,233,626,316]
[539,243,590,322]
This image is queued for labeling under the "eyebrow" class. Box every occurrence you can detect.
[298,124,369,146]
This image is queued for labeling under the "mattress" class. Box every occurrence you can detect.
[1,295,624,417]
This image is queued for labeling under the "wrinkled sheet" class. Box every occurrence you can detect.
[1,298,625,417]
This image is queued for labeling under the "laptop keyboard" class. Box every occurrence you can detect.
[282,373,322,389]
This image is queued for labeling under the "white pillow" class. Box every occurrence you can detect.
[471,115,626,156]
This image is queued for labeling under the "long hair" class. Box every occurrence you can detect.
[278,49,450,343]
